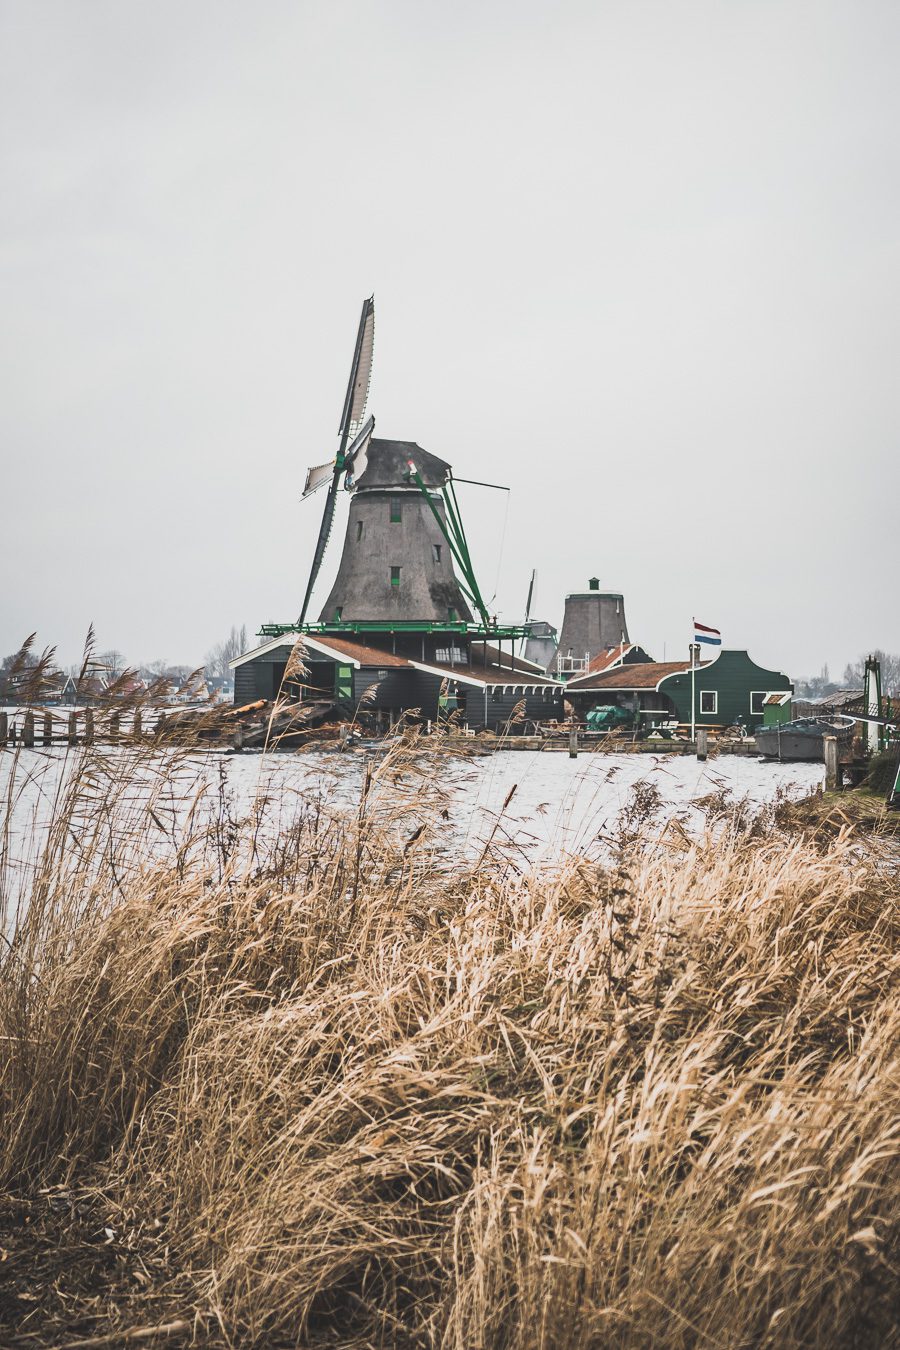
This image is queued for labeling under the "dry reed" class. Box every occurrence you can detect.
[0,735,897,1348]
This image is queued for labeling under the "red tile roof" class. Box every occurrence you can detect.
[584,642,633,675]
[301,635,410,668]
[568,660,710,692]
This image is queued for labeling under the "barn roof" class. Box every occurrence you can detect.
[579,642,638,676]
[353,439,451,490]
[302,635,409,668]
[230,632,409,670]
[567,659,711,692]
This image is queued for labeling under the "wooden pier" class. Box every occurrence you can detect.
[0,707,166,748]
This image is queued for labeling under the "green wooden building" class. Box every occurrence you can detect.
[566,649,792,731]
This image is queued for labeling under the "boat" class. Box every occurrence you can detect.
[754,716,856,762]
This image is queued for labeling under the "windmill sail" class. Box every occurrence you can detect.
[339,296,375,439]
[298,296,375,625]
[343,414,374,486]
[302,460,336,498]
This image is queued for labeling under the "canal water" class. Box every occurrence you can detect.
[1,744,823,926]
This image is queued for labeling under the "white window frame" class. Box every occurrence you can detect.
[750,691,767,717]
[699,689,718,716]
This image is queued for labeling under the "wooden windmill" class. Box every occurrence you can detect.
[298,297,491,630]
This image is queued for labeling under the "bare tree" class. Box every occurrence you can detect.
[97,649,126,680]
[204,625,247,680]
[842,651,900,697]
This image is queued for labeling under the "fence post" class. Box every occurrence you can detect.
[0,711,7,747]
[43,712,52,746]
[133,710,142,742]
[109,711,120,743]
[232,722,244,752]
[23,711,35,748]
[68,711,78,745]
[84,709,94,746]
[823,736,841,792]
[696,727,708,761]
[569,721,578,758]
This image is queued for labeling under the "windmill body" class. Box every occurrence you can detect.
[319,439,474,625]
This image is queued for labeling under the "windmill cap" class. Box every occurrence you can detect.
[565,588,623,600]
[352,438,451,489]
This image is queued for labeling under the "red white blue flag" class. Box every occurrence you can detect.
[693,619,721,646]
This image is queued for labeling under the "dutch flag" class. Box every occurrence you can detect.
[694,619,721,646]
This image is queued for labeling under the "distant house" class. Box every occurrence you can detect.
[2,669,67,705]
[565,649,792,731]
[62,674,108,705]
[207,675,234,702]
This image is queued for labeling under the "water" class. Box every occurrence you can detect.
[0,744,823,921]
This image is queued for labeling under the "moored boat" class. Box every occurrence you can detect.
[755,716,855,762]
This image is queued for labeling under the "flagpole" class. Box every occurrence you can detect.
[690,639,696,743]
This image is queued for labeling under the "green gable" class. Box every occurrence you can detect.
[659,650,791,730]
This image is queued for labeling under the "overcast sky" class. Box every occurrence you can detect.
[1,0,897,679]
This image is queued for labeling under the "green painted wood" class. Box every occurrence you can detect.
[659,651,791,731]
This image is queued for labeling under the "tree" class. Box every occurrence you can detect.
[204,625,247,680]
[842,651,900,697]
[97,649,126,680]
[793,664,837,699]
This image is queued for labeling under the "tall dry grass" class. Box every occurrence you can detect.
[0,736,897,1347]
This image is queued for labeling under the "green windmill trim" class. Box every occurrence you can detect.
[403,461,492,629]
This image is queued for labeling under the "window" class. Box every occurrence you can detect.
[377,669,389,681]
[435,646,465,663]
[432,543,442,563]
[390,566,401,587]
[390,497,402,523]
[750,691,767,717]
[335,665,353,701]
[699,690,718,715]
[356,520,364,542]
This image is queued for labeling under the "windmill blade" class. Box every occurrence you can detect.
[520,569,536,656]
[524,569,536,623]
[338,295,375,440]
[343,414,374,487]
[298,475,340,625]
[299,297,374,624]
[302,459,336,498]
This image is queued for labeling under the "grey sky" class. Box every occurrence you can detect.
[1,0,897,679]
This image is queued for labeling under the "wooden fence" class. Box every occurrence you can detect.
[0,708,169,748]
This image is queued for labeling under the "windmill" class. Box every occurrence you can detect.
[298,296,376,625]
[296,296,491,632]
